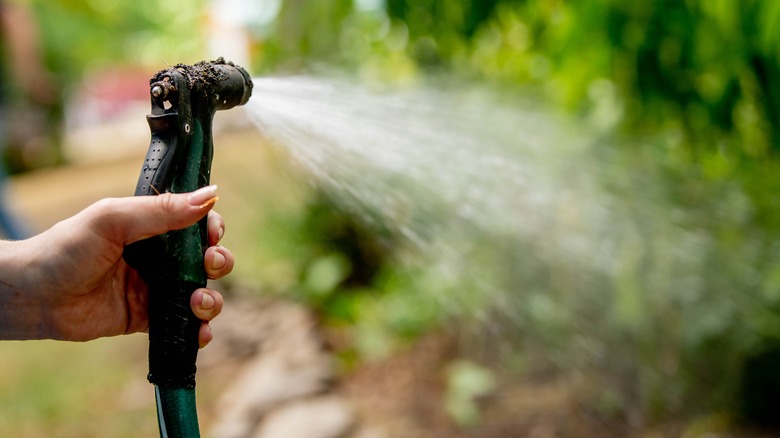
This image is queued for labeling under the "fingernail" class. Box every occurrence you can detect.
[200,292,215,310]
[218,226,224,242]
[189,185,218,206]
[211,249,226,271]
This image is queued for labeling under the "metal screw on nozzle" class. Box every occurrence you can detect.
[151,85,164,99]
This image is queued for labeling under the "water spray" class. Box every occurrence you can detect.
[123,58,253,437]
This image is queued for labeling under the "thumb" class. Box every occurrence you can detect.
[88,185,219,245]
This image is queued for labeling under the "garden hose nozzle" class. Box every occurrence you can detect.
[123,58,253,437]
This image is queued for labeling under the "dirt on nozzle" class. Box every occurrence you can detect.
[150,57,244,98]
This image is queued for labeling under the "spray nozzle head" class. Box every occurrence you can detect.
[149,57,253,114]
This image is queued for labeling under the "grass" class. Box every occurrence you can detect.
[0,336,158,437]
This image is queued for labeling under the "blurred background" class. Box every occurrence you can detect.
[3,0,780,437]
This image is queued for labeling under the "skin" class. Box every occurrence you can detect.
[0,186,232,347]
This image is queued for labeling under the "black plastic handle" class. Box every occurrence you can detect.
[123,112,182,276]
[136,113,181,197]
[147,280,203,387]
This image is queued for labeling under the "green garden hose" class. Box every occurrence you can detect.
[155,387,200,438]
[123,59,253,437]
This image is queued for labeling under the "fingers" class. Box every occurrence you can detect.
[191,288,223,349]
[191,288,224,321]
[204,245,234,279]
[205,210,232,279]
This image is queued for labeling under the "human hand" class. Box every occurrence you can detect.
[0,186,233,344]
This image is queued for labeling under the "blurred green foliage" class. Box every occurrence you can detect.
[28,0,205,84]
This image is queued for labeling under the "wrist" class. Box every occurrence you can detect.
[0,238,48,340]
